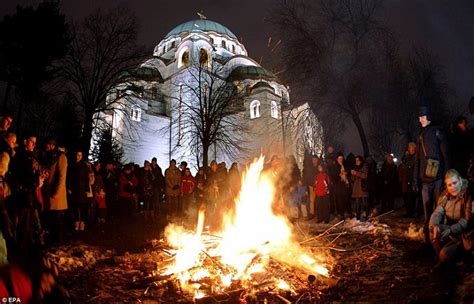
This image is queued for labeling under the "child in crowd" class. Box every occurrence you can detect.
[180,168,196,214]
[288,179,308,220]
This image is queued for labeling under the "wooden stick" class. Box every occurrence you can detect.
[295,221,308,239]
[369,210,394,221]
[308,244,371,252]
[327,232,346,245]
[299,220,345,244]
[276,294,292,304]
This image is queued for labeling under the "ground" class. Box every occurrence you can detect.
[47,208,474,304]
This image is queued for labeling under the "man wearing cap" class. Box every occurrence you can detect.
[43,138,68,243]
[415,106,450,243]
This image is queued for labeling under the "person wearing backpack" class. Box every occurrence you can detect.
[350,156,369,221]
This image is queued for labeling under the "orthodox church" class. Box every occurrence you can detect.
[93,19,323,169]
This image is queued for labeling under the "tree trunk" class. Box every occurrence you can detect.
[82,110,95,159]
[2,82,11,114]
[202,142,210,170]
[351,113,370,157]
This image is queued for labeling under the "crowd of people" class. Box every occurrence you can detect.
[0,105,473,300]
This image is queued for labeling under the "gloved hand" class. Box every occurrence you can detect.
[440,228,451,240]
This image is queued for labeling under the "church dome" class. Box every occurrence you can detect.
[121,66,163,82]
[228,66,275,81]
[165,19,238,39]
[251,81,275,92]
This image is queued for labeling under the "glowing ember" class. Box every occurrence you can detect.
[161,156,331,299]
[276,279,291,291]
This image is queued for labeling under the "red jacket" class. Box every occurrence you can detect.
[118,173,138,199]
[181,175,196,195]
[314,172,330,197]
[0,265,33,303]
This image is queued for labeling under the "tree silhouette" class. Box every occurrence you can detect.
[271,0,396,156]
[61,6,148,157]
[0,1,70,127]
[168,62,247,168]
[90,123,124,164]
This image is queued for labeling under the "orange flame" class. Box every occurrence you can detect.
[162,156,330,298]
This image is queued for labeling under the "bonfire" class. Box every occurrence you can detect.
[157,157,332,302]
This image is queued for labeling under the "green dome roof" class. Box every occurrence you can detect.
[121,66,163,82]
[228,65,275,81]
[165,19,237,39]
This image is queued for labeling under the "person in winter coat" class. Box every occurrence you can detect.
[194,168,206,207]
[205,160,223,223]
[380,154,398,212]
[415,106,450,243]
[165,159,181,217]
[228,162,241,199]
[0,153,12,265]
[332,153,351,218]
[103,163,117,217]
[399,143,419,217]
[140,161,155,221]
[43,138,68,243]
[365,156,378,213]
[351,156,369,220]
[180,168,196,213]
[92,163,106,223]
[285,155,301,192]
[288,179,308,220]
[430,169,472,267]
[314,164,331,223]
[151,157,165,214]
[118,164,139,217]
[67,151,89,231]
[9,135,44,257]
[303,155,319,219]
[84,166,95,228]
[0,132,16,159]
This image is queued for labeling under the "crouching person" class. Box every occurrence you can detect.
[429,169,472,268]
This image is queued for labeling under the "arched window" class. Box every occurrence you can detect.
[221,40,226,49]
[271,100,279,119]
[178,49,190,68]
[250,100,261,119]
[171,41,176,48]
[131,105,141,122]
[199,48,209,65]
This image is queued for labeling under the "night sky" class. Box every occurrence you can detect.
[1,0,473,152]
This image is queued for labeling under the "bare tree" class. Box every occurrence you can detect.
[370,45,456,157]
[167,61,247,168]
[280,103,324,161]
[270,0,396,156]
[60,6,148,156]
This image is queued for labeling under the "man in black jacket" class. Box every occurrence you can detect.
[415,106,450,243]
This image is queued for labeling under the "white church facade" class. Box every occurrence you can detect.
[93,19,323,169]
